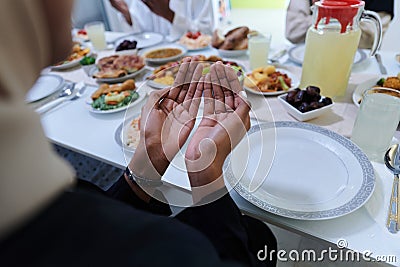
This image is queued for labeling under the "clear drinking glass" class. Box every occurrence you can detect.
[351,87,400,161]
[248,32,271,70]
[84,21,107,51]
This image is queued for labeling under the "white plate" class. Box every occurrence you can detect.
[146,79,170,89]
[184,45,211,52]
[90,66,147,84]
[140,44,187,65]
[87,91,146,114]
[244,68,300,96]
[352,76,382,107]
[217,49,247,58]
[224,122,375,220]
[51,58,83,70]
[114,113,142,153]
[288,44,367,66]
[113,32,163,49]
[25,74,65,103]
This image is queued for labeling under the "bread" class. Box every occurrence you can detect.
[212,26,250,50]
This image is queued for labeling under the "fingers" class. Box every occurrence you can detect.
[224,64,243,95]
[169,57,191,101]
[203,73,215,116]
[215,62,234,111]
[188,76,205,117]
[210,64,225,113]
[176,60,200,103]
[181,63,203,107]
[234,97,251,130]
[144,87,169,114]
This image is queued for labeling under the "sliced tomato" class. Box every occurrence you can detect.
[106,101,119,105]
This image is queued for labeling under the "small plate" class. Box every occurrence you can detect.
[25,74,65,103]
[90,66,147,84]
[146,79,170,89]
[185,45,211,52]
[113,32,164,49]
[86,91,146,114]
[278,94,334,121]
[140,44,187,65]
[217,49,247,58]
[395,54,400,66]
[244,68,300,96]
[288,44,367,66]
[51,58,83,70]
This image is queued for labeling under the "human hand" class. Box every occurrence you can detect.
[185,62,251,188]
[128,58,204,180]
[110,0,132,26]
[141,0,174,23]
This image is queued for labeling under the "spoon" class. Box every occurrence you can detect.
[384,144,400,233]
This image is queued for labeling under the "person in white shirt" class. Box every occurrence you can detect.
[109,0,214,41]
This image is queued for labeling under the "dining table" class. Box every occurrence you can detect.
[32,31,400,266]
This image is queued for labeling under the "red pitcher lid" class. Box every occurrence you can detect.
[315,0,365,33]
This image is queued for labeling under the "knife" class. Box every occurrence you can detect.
[375,53,387,75]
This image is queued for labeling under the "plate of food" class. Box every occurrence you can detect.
[51,43,91,70]
[212,26,250,58]
[178,31,212,51]
[243,65,299,96]
[147,55,245,89]
[224,121,375,220]
[114,113,142,153]
[140,44,187,65]
[87,79,145,114]
[90,54,146,83]
[353,74,400,107]
[288,43,368,66]
[113,32,164,50]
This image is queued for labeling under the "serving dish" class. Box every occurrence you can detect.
[243,67,299,96]
[278,93,334,121]
[139,44,187,65]
[224,121,375,220]
[216,49,247,58]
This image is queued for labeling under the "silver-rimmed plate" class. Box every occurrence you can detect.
[288,44,368,66]
[25,74,65,103]
[224,121,375,220]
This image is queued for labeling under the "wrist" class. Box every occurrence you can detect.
[187,165,223,188]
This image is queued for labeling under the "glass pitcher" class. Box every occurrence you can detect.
[300,0,382,98]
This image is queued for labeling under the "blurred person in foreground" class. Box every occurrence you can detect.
[285,0,394,49]
[0,0,277,266]
[109,0,214,41]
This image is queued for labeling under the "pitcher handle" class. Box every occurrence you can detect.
[361,10,382,57]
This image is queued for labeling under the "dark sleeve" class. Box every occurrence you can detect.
[365,0,394,18]
[176,191,277,267]
[105,174,171,216]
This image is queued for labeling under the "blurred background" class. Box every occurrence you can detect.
[71,0,398,51]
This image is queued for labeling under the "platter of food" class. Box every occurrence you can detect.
[288,44,367,66]
[87,79,145,114]
[114,113,142,153]
[51,43,91,70]
[352,74,400,107]
[178,31,212,51]
[243,65,299,96]
[146,55,245,89]
[25,74,65,103]
[140,44,187,65]
[212,26,250,57]
[224,121,375,220]
[90,54,146,83]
